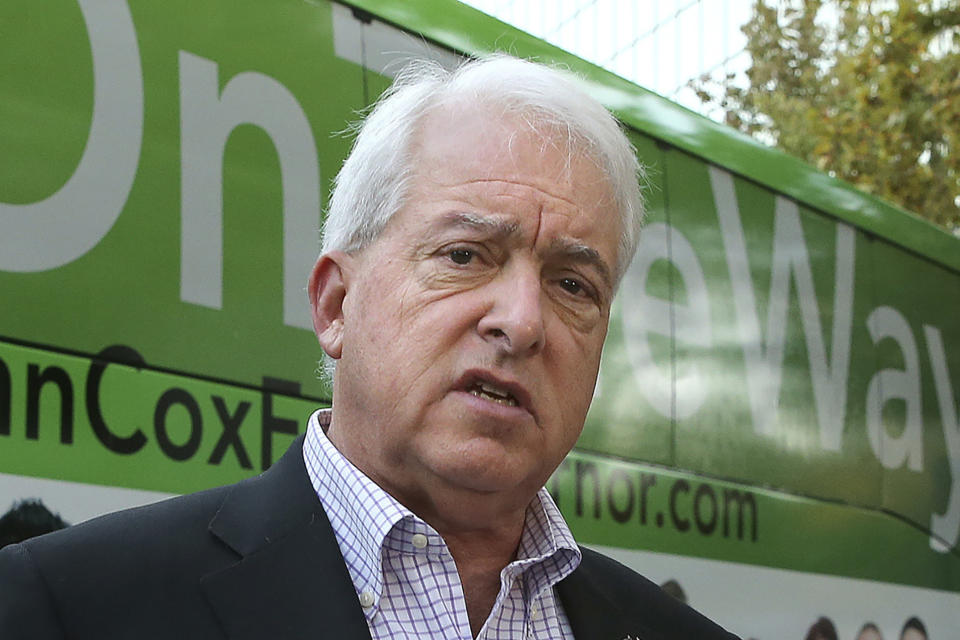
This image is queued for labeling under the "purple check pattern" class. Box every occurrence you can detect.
[303,409,581,639]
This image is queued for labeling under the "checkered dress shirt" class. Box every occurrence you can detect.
[303,409,581,639]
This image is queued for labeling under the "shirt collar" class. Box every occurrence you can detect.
[512,487,581,602]
[302,408,582,609]
[302,408,412,604]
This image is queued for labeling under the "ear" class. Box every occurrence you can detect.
[308,251,353,360]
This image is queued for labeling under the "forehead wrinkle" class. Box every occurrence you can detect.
[546,238,613,290]
[456,179,582,210]
[435,211,521,239]
[533,201,544,254]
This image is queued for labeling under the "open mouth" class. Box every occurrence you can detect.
[467,381,519,407]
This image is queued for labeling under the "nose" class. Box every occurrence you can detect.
[477,269,545,356]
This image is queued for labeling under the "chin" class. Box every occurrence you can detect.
[431,447,542,495]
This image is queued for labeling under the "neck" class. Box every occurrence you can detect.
[323,404,539,636]
[378,461,532,636]
[440,523,525,638]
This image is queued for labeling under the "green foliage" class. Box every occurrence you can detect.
[693,0,960,234]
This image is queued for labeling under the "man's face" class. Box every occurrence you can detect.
[317,104,621,521]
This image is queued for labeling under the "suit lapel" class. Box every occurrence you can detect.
[556,557,633,640]
[200,436,372,640]
[557,546,671,640]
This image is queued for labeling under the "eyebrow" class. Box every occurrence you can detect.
[547,238,613,291]
[436,211,613,290]
[436,211,521,238]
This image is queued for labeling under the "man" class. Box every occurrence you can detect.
[0,56,738,639]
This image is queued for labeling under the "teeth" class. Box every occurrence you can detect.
[479,382,508,398]
[469,382,519,407]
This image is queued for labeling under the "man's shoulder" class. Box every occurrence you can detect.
[0,483,244,640]
[0,437,335,640]
[10,433,317,565]
[573,545,662,592]
[559,546,740,640]
[55,482,228,540]
[2,481,239,582]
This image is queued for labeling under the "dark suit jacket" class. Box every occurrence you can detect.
[0,437,738,639]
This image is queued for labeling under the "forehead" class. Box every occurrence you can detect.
[408,103,619,242]
[413,103,599,185]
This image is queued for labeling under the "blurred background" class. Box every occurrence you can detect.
[461,0,960,235]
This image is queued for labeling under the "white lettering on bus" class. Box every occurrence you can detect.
[178,51,320,330]
[865,306,924,472]
[924,325,960,552]
[623,222,712,420]
[0,0,142,272]
[710,166,854,449]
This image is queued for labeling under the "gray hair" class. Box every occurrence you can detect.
[321,54,645,280]
[317,55,645,384]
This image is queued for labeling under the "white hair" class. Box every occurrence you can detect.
[318,55,645,383]
[322,54,645,280]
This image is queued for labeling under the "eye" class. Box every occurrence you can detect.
[559,277,583,296]
[449,249,474,265]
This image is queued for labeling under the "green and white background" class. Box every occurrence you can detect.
[2,1,958,637]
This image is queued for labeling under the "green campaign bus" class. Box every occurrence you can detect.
[2,1,958,636]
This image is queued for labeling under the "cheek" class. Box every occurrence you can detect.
[545,321,606,411]
[353,280,484,382]
[398,270,489,333]
[349,266,416,335]
[548,310,608,365]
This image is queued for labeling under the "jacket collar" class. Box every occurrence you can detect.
[557,552,634,640]
[197,435,658,640]
[200,435,372,640]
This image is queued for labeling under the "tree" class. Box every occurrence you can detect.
[693,0,960,234]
